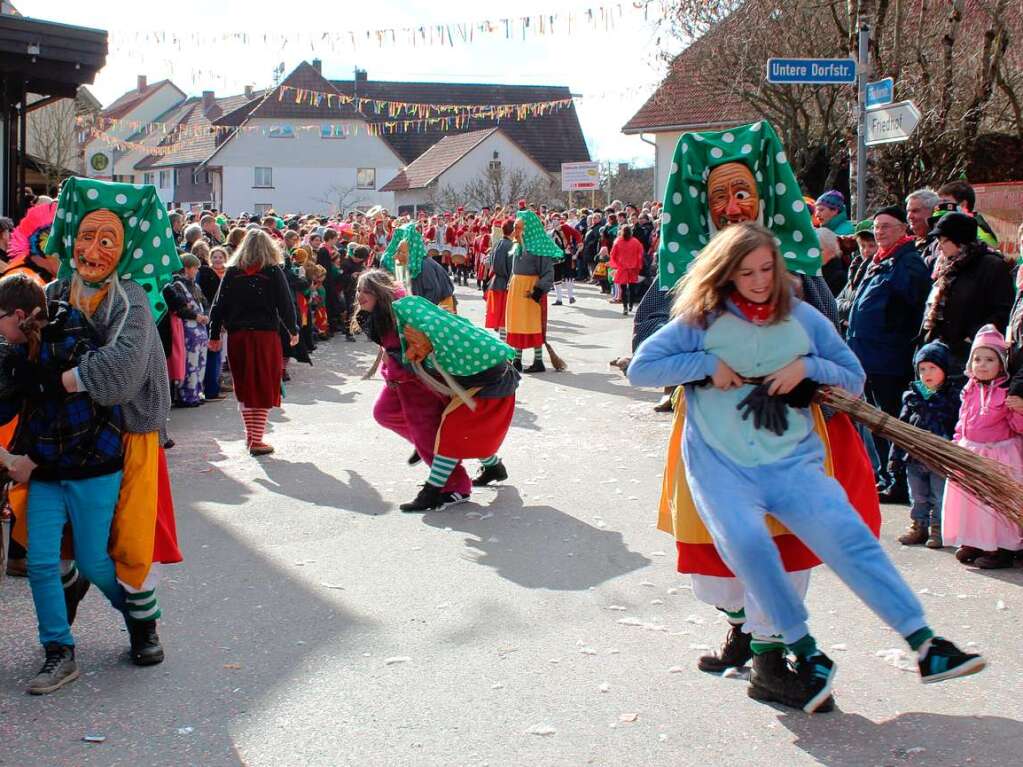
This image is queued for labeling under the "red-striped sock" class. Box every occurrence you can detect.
[241,406,269,446]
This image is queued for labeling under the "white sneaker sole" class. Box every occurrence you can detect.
[28,666,80,695]
[921,655,987,684]
[802,667,836,714]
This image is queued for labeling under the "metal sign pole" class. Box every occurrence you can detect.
[855,21,870,220]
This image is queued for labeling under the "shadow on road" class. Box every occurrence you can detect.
[779,710,1023,766]
[252,459,389,515]
[422,486,650,590]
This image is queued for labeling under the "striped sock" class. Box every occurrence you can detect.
[241,406,269,446]
[719,607,746,627]
[61,562,80,590]
[750,636,787,655]
[499,328,507,343]
[125,588,161,621]
[515,348,523,361]
[427,455,458,487]
[532,346,542,363]
[480,455,500,467]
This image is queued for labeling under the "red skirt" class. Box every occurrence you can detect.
[485,289,508,329]
[436,394,515,459]
[227,329,283,408]
[153,445,182,564]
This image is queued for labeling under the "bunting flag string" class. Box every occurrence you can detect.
[106,1,661,55]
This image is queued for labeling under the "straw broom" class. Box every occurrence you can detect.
[544,341,568,371]
[816,386,1023,527]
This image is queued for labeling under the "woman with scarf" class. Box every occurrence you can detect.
[814,190,855,236]
[920,212,1014,375]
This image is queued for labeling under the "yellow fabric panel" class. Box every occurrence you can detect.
[109,431,160,589]
[504,274,541,334]
[438,296,457,315]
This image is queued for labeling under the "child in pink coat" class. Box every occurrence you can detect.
[941,324,1023,568]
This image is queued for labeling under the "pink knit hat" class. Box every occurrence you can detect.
[969,323,1008,373]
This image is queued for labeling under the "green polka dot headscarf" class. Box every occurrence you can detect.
[46,177,183,321]
[657,120,820,289]
[380,223,426,279]
[392,295,514,376]
[515,210,564,261]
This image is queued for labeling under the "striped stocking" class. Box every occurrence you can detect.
[427,455,459,487]
[241,406,270,447]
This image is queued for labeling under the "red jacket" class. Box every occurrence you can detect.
[609,236,644,284]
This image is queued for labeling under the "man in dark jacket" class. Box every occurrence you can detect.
[847,206,931,502]
[581,212,603,281]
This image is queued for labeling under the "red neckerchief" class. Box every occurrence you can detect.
[873,234,914,264]
[730,289,774,325]
[243,264,263,276]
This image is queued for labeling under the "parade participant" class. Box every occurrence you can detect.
[549,212,581,306]
[380,222,456,312]
[355,270,473,509]
[485,220,515,340]
[31,177,184,666]
[390,294,519,510]
[647,121,880,706]
[0,275,128,693]
[941,325,1023,569]
[505,210,562,373]
[630,222,984,713]
[472,216,492,291]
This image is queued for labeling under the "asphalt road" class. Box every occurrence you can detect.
[1,281,1021,767]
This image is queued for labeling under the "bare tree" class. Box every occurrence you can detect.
[430,165,557,209]
[315,183,368,214]
[658,0,1021,203]
[28,98,78,195]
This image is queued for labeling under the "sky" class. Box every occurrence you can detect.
[23,0,681,166]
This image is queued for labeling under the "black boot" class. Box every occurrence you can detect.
[125,618,165,666]
[408,449,422,466]
[974,548,1015,569]
[472,460,508,487]
[399,483,447,513]
[747,649,835,713]
[513,357,522,372]
[64,576,91,626]
[524,359,546,374]
[697,624,752,673]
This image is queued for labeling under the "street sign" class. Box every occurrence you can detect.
[561,161,600,191]
[865,100,921,146]
[766,58,856,84]
[866,77,894,108]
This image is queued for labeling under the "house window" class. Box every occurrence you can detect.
[143,172,154,185]
[192,168,211,185]
[159,170,170,188]
[113,174,134,183]
[320,124,347,139]
[268,125,294,138]
[356,168,376,190]
[254,167,273,188]
[254,203,272,216]
[172,169,179,187]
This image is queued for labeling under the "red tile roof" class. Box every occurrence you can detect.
[103,78,182,120]
[380,128,498,191]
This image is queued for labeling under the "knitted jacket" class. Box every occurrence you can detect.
[47,278,171,435]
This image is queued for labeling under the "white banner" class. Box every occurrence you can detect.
[561,161,600,191]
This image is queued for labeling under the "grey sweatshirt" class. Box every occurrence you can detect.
[487,238,514,292]
[510,247,555,293]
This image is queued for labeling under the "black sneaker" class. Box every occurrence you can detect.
[524,360,546,374]
[64,575,91,627]
[472,461,508,487]
[400,484,446,513]
[441,491,470,507]
[126,618,165,666]
[792,651,836,713]
[27,644,79,695]
[698,624,752,673]
[513,358,522,373]
[408,450,422,466]
[747,650,835,713]
[918,637,986,683]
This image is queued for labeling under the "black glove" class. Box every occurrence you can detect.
[780,378,820,408]
[1,355,65,400]
[736,384,789,436]
[529,286,545,303]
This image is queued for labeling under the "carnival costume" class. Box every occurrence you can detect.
[381,223,456,313]
[505,210,562,372]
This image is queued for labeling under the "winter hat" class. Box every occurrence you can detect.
[380,222,427,279]
[656,120,820,289]
[873,205,907,224]
[46,177,183,321]
[854,219,875,236]
[816,190,846,212]
[928,212,978,247]
[913,341,950,376]
[969,324,1008,373]
[515,210,564,261]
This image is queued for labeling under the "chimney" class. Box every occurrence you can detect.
[201,90,221,119]
[311,58,322,74]
[137,74,147,93]
[355,68,367,84]
[244,84,254,99]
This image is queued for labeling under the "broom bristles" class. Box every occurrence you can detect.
[817,387,1023,527]
[545,342,568,371]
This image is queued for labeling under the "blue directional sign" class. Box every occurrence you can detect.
[766,58,857,84]
[866,77,894,108]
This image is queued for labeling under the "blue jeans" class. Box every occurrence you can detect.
[907,462,945,525]
[204,348,224,398]
[26,472,126,647]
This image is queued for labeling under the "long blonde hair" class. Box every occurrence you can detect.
[228,229,282,271]
[671,222,791,328]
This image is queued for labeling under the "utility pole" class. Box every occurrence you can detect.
[853,4,873,219]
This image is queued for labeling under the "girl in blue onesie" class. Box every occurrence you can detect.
[629,222,985,713]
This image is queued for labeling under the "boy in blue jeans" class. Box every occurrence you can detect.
[0,273,126,694]
[889,341,960,549]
